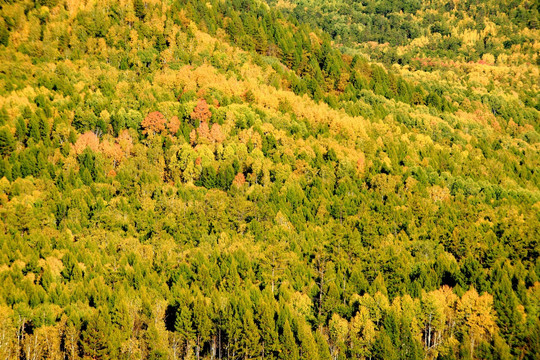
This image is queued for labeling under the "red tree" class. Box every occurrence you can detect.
[168,115,180,135]
[190,99,212,123]
[141,111,167,136]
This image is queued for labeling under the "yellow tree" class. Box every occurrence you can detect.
[349,306,376,359]
[117,130,134,156]
[0,306,15,359]
[456,288,497,358]
[421,289,448,355]
[329,313,349,359]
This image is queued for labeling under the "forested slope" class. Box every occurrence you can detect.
[0,0,539,359]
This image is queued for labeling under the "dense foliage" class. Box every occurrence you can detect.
[0,0,538,359]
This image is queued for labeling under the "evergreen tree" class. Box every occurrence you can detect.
[15,117,27,141]
[81,315,110,359]
[133,0,145,19]
[193,297,212,360]
[280,320,298,360]
[28,116,41,143]
[0,128,14,157]
[0,107,7,125]
[175,305,195,357]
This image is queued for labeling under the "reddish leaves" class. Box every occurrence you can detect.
[141,111,167,136]
[190,99,212,123]
[168,115,180,135]
[73,132,99,154]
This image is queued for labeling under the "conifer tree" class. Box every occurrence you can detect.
[0,128,14,157]
[280,320,298,360]
[193,297,212,360]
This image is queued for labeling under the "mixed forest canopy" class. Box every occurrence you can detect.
[0,0,539,359]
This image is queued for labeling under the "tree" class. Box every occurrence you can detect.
[232,172,246,188]
[0,107,7,125]
[175,305,194,357]
[240,309,260,359]
[0,19,8,47]
[372,332,398,360]
[256,301,279,358]
[193,297,212,360]
[81,314,110,359]
[15,118,27,141]
[328,314,348,359]
[456,288,497,358]
[61,253,82,282]
[210,123,226,143]
[38,116,49,141]
[133,0,145,19]
[142,111,167,136]
[74,132,99,155]
[190,99,212,124]
[28,116,41,142]
[168,116,180,135]
[297,321,319,360]
[280,320,298,360]
[350,306,376,359]
[493,273,525,349]
[0,128,14,156]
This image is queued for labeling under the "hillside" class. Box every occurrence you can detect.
[0,0,539,359]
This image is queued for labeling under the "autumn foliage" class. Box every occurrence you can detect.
[0,0,538,359]
[141,111,167,136]
[168,115,180,135]
[232,172,246,187]
[190,99,212,123]
[73,132,99,154]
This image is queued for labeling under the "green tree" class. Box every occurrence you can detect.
[256,301,279,358]
[240,309,260,358]
[0,107,7,125]
[175,305,195,357]
[15,118,27,141]
[193,297,212,360]
[133,0,145,19]
[280,319,298,360]
[28,116,41,143]
[0,128,14,156]
[81,314,110,360]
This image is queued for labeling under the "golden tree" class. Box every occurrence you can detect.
[457,288,497,357]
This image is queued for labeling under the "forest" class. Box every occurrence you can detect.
[0,0,539,359]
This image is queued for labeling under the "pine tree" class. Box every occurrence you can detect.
[257,301,279,358]
[0,128,14,157]
[175,305,195,357]
[133,0,145,20]
[81,315,109,359]
[0,107,7,125]
[280,320,298,360]
[297,321,319,360]
[493,273,525,350]
[240,309,260,359]
[193,297,212,360]
[15,118,27,141]
[28,116,41,143]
